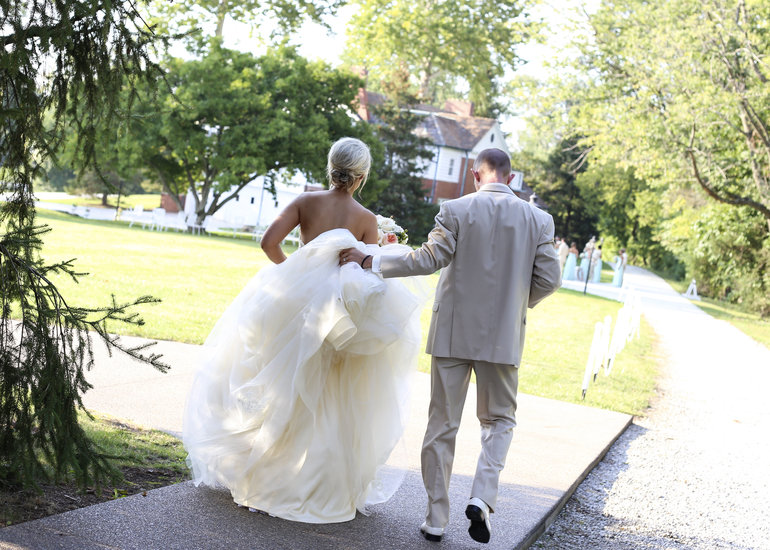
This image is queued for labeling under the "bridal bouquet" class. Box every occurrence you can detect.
[376,214,408,246]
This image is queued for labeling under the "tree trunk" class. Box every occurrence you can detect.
[215,0,228,38]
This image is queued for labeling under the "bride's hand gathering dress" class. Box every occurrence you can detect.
[182,229,426,523]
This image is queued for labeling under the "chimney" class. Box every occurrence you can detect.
[356,88,371,122]
[352,66,369,80]
[352,67,371,122]
[443,99,474,117]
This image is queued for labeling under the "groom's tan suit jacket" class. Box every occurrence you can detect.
[379,183,561,366]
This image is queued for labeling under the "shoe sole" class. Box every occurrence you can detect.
[420,530,443,542]
[466,505,490,543]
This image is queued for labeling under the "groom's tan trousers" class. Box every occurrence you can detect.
[421,356,519,529]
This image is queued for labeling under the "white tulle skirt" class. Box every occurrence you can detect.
[182,229,426,523]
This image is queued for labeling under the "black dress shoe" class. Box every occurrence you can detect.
[465,503,491,543]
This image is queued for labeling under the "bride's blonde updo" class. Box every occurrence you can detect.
[327,137,371,191]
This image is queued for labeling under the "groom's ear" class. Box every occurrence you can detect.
[471,169,480,182]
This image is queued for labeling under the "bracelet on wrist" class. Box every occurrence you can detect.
[360,255,372,268]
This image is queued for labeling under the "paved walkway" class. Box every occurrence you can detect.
[0,266,715,550]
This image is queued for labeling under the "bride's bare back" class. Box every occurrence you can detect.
[261,188,378,264]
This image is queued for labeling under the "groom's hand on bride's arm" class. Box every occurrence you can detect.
[339,248,373,269]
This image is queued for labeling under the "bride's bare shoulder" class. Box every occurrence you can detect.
[293,189,332,212]
[363,208,377,225]
[296,189,331,204]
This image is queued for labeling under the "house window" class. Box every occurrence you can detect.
[448,158,454,176]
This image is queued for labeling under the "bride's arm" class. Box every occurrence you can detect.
[261,199,300,264]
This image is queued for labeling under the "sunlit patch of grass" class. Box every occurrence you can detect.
[38,209,269,343]
[519,288,658,416]
[42,194,163,210]
[80,412,188,474]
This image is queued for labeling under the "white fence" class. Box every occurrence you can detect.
[581,290,642,399]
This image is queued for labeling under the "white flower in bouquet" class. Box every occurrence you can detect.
[376,214,408,246]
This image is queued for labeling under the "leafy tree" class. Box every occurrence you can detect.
[512,137,597,247]
[60,115,147,206]
[690,204,770,314]
[342,0,540,117]
[572,0,770,299]
[1,0,168,489]
[567,0,770,231]
[37,164,75,192]
[514,0,770,310]
[576,163,683,276]
[367,73,438,242]
[65,169,145,206]
[132,43,371,225]
[150,0,343,46]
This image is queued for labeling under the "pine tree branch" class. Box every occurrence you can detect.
[0,240,169,373]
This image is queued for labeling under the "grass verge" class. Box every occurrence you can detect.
[38,209,278,343]
[521,288,659,415]
[1,412,188,527]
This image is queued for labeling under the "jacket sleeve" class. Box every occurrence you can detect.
[528,215,561,308]
[379,203,457,278]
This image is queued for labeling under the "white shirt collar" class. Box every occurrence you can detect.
[478,182,515,195]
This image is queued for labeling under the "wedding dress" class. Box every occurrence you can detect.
[182,228,426,523]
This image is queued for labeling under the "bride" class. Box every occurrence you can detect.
[182,137,426,523]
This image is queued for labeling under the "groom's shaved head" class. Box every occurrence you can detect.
[474,148,511,178]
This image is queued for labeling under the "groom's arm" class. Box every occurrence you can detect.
[376,206,457,278]
[528,215,561,308]
[341,205,457,276]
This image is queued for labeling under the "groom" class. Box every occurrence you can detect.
[341,148,561,543]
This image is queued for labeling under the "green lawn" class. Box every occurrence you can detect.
[37,209,657,416]
[39,210,278,343]
[521,289,657,415]
[600,262,615,284]
[44,194,162,210]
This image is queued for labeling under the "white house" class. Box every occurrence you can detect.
[180,173,322,230]
[356,91,534,204]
